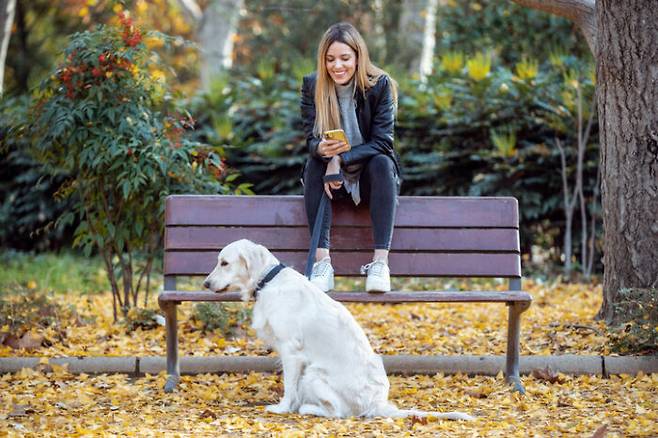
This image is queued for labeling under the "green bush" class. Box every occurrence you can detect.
[193,302,229,333]
[397,51,599,258]
[123,307,162,332]
[189,63,308,195]
[0,284,85,350]
[192,302,252,336]
[29,15,230,320]
[0,96,75,250]
[435,1,589,65]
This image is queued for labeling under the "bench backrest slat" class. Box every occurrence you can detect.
[166,195,519,228]
[164,195,521,278]
[165,227,519,252]
[165,251,520,277]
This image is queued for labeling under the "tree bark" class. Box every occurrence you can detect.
[514,0,658,324]
[0,0,16,95]
[596,0,658,323]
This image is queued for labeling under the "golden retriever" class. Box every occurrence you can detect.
[203,239,473,420]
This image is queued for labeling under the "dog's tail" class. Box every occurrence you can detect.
[368,402,474,421]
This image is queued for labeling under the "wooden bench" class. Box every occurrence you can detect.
[159,195,532,393]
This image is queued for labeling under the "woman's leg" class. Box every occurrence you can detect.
[359,155,398,263]
[303,158,332,262]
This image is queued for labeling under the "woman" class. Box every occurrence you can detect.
[301,22,400,293]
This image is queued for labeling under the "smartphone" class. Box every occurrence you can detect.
[323,129,351,150]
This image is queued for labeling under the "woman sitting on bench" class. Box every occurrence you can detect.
[300,22,400,293]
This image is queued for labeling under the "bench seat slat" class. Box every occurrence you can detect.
[165,251,521,277]
[166,227,520,252]
[165,195,519,228]
[159,290,532,304]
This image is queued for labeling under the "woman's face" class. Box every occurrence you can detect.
[325,41,357,85]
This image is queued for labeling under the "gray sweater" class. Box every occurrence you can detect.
[336,80,364,205]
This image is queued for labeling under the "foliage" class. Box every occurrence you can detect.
[608,288,658,355]
[397,51,599,262]
[0,286,63,333]
[192,302,229,333]
[123,307,162,332]
[236,1,380,68]
[3,371,657,436]
[0,284,82,351]
[0,96,76,250]
[29,14,229,320]
[192,302,253,337]
[0,278,612,358]
[188,65,308,194]
[1,278,656,435]
[3,0,87,94]
[435,0,590,65]
[4,0,198,95]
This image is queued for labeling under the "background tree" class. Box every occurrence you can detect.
[0,0,15,94]
[176,0,244,91]
[512,0,658,323]
[397,0,439,79]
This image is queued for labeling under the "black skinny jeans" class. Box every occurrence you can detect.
[303,154,398,250]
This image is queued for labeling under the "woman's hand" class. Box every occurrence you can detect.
[318,138,349,158]
[324,156,342,199]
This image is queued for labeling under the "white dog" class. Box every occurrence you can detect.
[203,239,473,420]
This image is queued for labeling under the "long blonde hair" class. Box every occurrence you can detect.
[313,22,398,137]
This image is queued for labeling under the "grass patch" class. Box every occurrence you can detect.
[0,250,110,294]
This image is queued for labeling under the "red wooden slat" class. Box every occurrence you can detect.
[159,290,532,304]
[165,195,519,228]
[165,226,520,252]
[164,251,521,277]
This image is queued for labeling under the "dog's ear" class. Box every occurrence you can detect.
[239,252,251,277]
[239,241,271,278]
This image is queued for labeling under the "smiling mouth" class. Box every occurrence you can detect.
[214,285,229,293]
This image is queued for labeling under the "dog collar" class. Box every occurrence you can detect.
[253,263,286,299]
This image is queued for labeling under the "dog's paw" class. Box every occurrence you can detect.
[265,402,291,414]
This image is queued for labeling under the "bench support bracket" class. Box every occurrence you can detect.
[505,300,530,394]
[160,301,180,393]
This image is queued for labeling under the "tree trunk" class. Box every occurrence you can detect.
[596,0,658,323]
[514,0,658,323]
[0,0,16,95]
[397,0,439,79]
[198,0,243,91]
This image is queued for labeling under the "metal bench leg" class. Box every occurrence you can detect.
[505,301,530,394]
[161,302,180,393]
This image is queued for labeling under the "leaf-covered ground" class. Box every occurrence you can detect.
[2,280,657,436]
[1,279,611,358]
[2,367,657,436]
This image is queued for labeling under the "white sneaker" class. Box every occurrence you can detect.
[361,260,390,293]
[310,257,334,292]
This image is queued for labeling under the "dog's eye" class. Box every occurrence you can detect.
[220,260,228,267]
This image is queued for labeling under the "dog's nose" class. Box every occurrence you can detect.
[203,280,210,290]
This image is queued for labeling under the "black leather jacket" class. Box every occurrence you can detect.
[300,73,400,175]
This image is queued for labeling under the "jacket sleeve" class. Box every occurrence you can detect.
[339,75,395,166]
[300,75,327,161]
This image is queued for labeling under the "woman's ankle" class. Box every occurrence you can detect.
[373,249,389,264]
[316,248,330,263]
